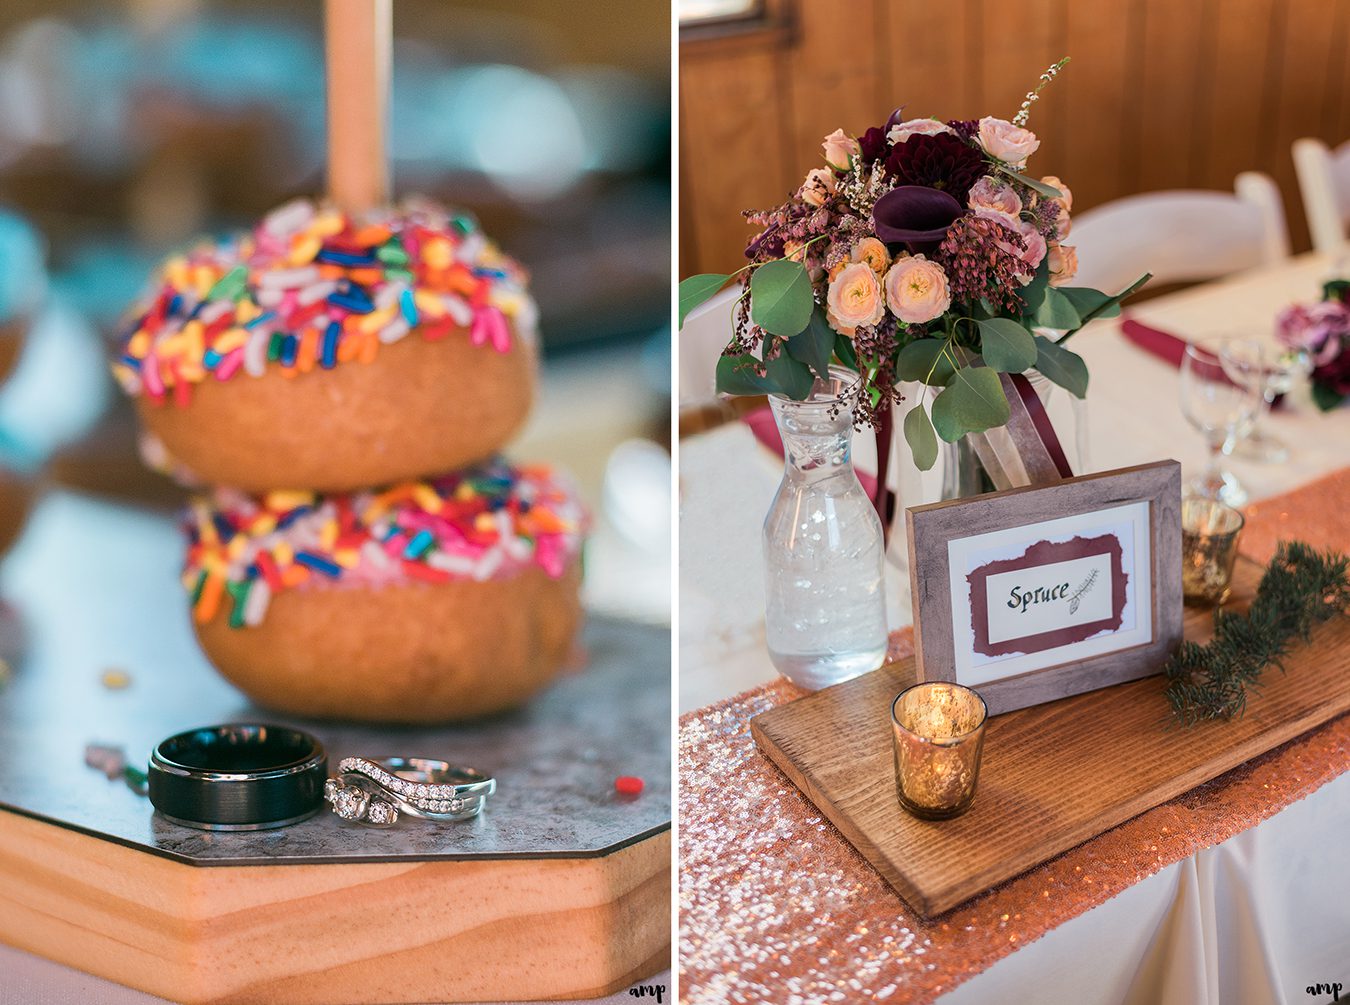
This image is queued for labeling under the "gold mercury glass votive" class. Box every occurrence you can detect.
[1181,497,1245,606]
[891,682,988,821]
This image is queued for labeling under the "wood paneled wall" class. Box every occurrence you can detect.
[680,0,1350,277]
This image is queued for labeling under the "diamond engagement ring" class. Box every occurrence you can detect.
[324,756,496,826]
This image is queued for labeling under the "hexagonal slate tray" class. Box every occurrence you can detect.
[0,491,671,1003]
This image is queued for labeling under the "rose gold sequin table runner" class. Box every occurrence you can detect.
[678,468,1350,1004]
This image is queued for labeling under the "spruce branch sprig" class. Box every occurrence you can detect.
[1164,541,1350,727]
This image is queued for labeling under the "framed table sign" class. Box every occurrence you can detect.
[905,460,1182,715]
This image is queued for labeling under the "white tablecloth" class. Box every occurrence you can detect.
[679,252,1350,1003]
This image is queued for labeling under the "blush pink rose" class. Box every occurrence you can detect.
[800,167,837,207]
[1016,220,1047,272]
[1047,244,1078,286]
[973,205,1022,236]
[883,256,952,324]
[978,117,1040,168]
[984,216,1046,280]
[826,262,885,335]
[822,128,860,171]
[967,175,1022,217]
[887,118,955,145]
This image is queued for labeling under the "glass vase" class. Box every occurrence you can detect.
[886,370,1088,616]
[763,365,888,690]
[937,370,1089,501]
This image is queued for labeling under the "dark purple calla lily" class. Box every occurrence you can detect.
[872,185,965,253]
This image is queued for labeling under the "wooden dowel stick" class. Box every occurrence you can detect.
[324,0,391,213]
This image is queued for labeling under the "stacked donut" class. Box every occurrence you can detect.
[114,198,585,722]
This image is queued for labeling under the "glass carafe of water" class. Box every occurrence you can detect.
[763,366,888,690]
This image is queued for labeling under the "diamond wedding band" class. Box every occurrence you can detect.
[324,756,496,826]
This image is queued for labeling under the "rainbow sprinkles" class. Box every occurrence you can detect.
[184,458,584,629]
[114,198,537,404]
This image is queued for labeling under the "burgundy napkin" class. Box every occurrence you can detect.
[1120,317,1284,408]
[1120,317,1190,368]
[742,405,879,498]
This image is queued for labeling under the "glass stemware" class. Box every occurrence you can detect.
[1222,340,1312,464]
[1179,341,1263,506]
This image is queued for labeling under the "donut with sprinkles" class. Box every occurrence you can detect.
[186,458,587,722]
[114,197,538,493]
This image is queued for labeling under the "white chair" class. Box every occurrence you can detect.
[679,283,740,409]
[1293,137,1350,255]
[1068,173,1290,293]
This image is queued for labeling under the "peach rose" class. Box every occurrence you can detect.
[1048,244,1078,286]
[850,237,890,275]
[822,128,860,171]
[883,256,951,324]
[1040,175,1072,210]
[968,175,1022,217]
[826,262,885,335]
[887,118,954,145]
[978,116,1040,168]
[800,167,837,207]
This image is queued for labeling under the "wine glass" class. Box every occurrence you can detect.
[1179,341,1263,506]
[1221,339,1312,464]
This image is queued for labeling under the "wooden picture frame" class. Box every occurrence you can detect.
[905,460,1182,715]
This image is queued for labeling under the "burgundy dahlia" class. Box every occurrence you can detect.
[884,133,987,201]
[858,125,889,165]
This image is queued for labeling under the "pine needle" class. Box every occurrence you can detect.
[1164,541,1350,727]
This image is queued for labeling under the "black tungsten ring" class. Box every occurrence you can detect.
[148,724,327,831]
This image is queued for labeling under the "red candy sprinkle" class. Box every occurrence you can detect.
[614,776,644,797]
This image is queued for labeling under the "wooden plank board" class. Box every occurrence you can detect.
[751,557,1350,916]
[0,809,669,1005]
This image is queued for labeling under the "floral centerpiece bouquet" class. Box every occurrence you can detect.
[679,60,1147,482]
[1276,278,1350,410]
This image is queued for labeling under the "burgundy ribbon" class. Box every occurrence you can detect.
[1007,372,1073,479]
[873,407,896,544]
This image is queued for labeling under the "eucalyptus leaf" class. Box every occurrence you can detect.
[1056,286,1117,321]
[786,307,837,382]
[1034,287,1082,331]
[897,338,956,386]
[766,350,816,401]
[1001,168,1062,199]
[834,332,859,370]
[1033,334,1089,398]
[976,317,1038,373]
[1056,273,1152,342]
[903,401,939,471]
[678,273,729,328]
[715,353,775,397]
[931,366,1011,442]
[750,259,815,338]
[1018,257,1051,314]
